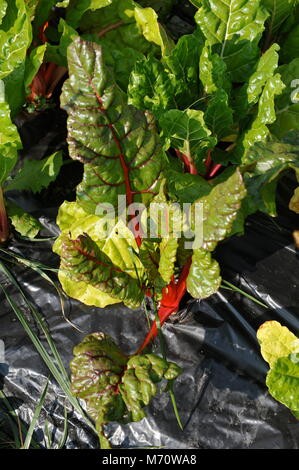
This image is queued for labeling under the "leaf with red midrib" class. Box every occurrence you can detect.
[61,38,166,218]
[60,233,145,309]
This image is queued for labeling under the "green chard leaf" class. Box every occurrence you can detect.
[24,44,47,94]
[77,0,160,58]
[199,45,231,95]
[134,6,174,56]
[270,59,299,138]
[61,38,166,215]
[119,353,181,421]
[70,332,181,448]
[128,56,176,116]
[45,18,79,68]
[266,353,299,416]
[6,201,42,238]
[235,72,285,163]
[191,169,247,251]
[194,0,269,82]
[5,151,63,193]
[138,240,166,294]
[0,0,34,115]
[234,43,281,118]
[166,168,211,204]
[289,186,299,213]
[186,248,221,299]
[163,31,204,108]
[159,108,215,173]
[128,31,204,116]
[0,0,32,80]
[241,133,299,218]
[204,89,234,141]
[186,170,246,298]
[87,38,144,93]
[257,320,299,367]
[0,85,22,186]
[199,45,233,140]
[257,321,299,419]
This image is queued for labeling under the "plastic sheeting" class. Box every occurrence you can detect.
[1,4,299,450]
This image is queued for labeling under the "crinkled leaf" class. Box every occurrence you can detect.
[70,332,181,448]
[24,44,47,94]
[0,89,22,186]
[61,38,166,215]
[199,45,231,95]
[164,31,204,108]
[5,151,63,193]
[54,201,123,308]
[128,56,176,116]
[199,46,233,140]
[0,0,32,80]
[0,0,33,115]
[234,43,280,118]
[134,6,174,56]
[270,59,299,139]
[54,201,145,308]
[6,201,42,238]
[119,354,181,421]
[158,237,178,285]
[159,109,215,173]
[204,89,234,140]
[78,0,159,58]
[191,169,246,251]
[257,320,299,368]
[138,240,166,294]
[59,233,144,309]
[142,180,188,239]
[266,353,299,414]
[166,168,211,204]
[235,73,285,163]
[128,32,204,116]
[186,248,221,299]
[241,134,299,218]
[90,38,144,93]
[195,0,269,81]
[70,332,128,449]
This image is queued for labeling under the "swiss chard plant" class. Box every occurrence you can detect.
[49,0,299,447]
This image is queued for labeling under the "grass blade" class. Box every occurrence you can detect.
[222,279,268,308]
[23,379,49,449]
[57,406,68,449]
[0,263,96,435]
